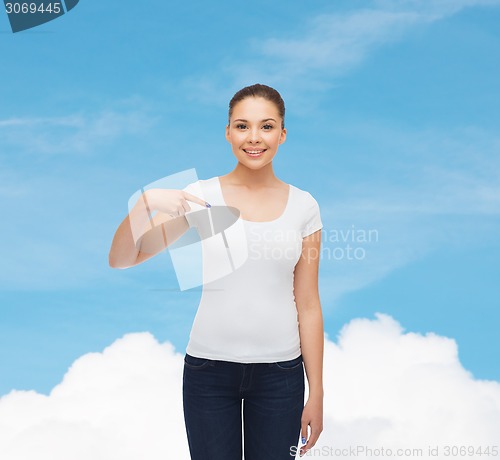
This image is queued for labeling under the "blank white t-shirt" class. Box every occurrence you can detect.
[181,176,323,363]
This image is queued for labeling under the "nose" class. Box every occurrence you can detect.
[247,127,262,143]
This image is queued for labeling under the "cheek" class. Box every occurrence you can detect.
[269,133,282,146]
[229,134,243,146]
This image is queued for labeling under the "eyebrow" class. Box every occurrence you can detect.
[233,118,277,123]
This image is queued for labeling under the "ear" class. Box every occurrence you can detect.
[225,125,231,143]
[279,128,287,145]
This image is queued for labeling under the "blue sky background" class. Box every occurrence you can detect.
[0,0,499,396]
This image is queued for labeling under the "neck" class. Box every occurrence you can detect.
[225,162,279,187]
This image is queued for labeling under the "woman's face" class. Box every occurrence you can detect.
[225,96,286,170]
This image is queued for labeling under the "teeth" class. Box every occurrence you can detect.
[245,150,265,154]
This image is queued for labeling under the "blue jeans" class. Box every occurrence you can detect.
[182,353,305,460]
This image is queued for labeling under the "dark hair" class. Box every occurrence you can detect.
[228,83,285,129]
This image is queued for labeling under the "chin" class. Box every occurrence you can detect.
[236,155,270,167]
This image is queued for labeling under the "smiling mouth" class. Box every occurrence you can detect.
[243,149,266,156]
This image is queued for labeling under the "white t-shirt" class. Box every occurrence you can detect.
[181,176,323,363]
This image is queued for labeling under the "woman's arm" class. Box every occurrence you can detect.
[108,189,190,269]
[109,190,166,268]
[293,228,324,456]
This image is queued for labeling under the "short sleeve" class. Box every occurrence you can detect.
[182,180,206,228]
[301,193,323,238]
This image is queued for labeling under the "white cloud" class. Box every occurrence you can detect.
[0,333,185,460]
[1,314,499,459]
[0,98,159,156]
[322,313,500,454]
[254,9,421,77]
[182,0,500,103]
[0,116,83,128]
[249,0,500,85]
[375,0,500,17]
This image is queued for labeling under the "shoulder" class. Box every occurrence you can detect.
[290,184,323,237]
[290,183,321,209]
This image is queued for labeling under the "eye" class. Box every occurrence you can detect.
[235,123,247,129]
[262,124,274,130]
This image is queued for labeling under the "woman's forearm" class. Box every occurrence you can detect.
[298,306,324,398]
[108,191,155,268]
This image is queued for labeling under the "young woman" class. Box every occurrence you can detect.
[109,84,324,459]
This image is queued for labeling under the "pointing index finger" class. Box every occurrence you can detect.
[183,191,211,208]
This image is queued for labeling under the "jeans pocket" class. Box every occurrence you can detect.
[184,353,211,370]
[273,354,303,370]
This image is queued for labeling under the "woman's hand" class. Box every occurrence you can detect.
[299,394,324,457]
[146,188,209,217]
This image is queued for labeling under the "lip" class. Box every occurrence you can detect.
[243,148,267,156]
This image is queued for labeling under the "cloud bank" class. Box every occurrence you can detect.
[182,0,500,104]
[1,313,498,459]
[0,97,158,156]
